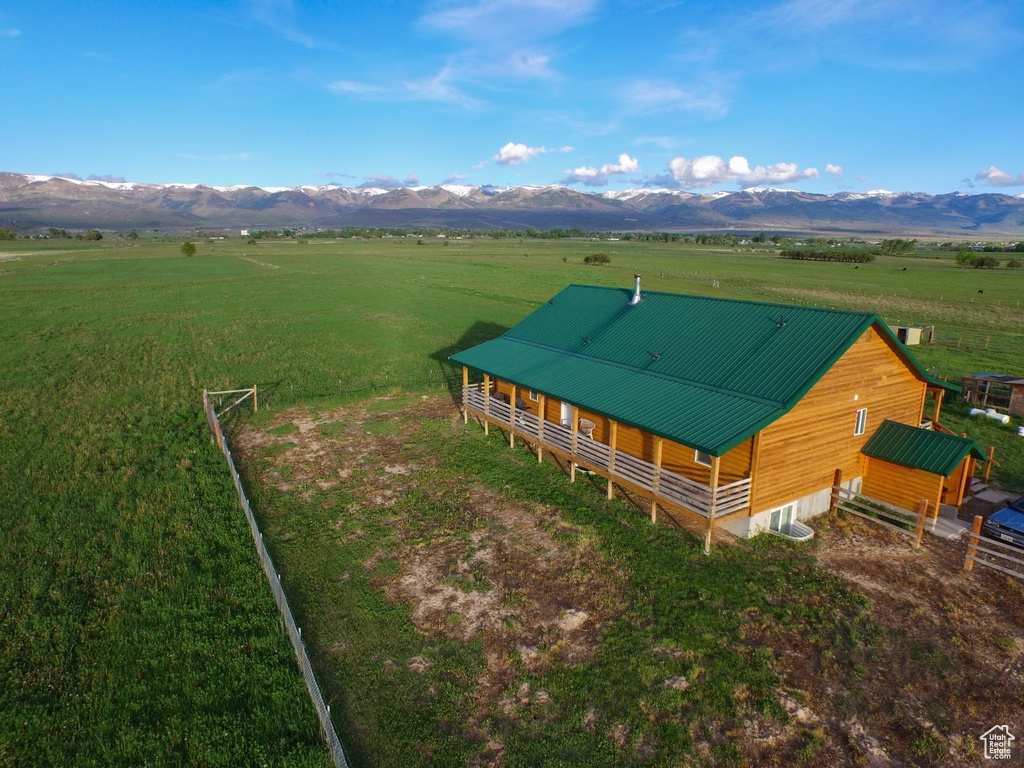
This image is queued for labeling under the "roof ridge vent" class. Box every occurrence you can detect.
[628,274,642,306]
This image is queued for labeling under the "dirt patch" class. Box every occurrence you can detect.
[742,514,1024,767]
[235,395,624,719]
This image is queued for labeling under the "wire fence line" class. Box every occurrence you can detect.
[204,389,349,768]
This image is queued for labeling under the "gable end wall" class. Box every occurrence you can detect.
[750,326,927,514]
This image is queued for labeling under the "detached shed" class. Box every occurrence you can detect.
[861,420,988,517]
[961,373,1024,417]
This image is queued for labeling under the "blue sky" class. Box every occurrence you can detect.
[2,0,1022,194]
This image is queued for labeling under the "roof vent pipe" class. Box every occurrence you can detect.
[628,274,642,306]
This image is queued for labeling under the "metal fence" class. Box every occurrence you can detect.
[204,389,349,768]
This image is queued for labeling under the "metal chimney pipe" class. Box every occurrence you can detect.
[628,274,642,306]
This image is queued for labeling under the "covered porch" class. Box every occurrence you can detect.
[461,374,751,553]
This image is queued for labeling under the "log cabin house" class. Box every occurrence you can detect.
[450,278,987,552]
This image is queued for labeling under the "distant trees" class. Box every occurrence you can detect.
[80,230,103,241]
[879,238,917,257]
[955,249,974,267]
[0,227,16,240]
[781,250,875,263]
[973,256,1000,269]
[584,253,610,265]
[47,227,70,239]
[1006,258,1021,268]
[181,241,197,257]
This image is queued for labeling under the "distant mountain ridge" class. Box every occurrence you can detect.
[2,171,1024,236]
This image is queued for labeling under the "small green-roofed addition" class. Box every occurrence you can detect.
[861,420,988,477]
[451,283,953,456]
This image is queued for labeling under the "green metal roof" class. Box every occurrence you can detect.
[450,284,949,456]
[861,420,988,476]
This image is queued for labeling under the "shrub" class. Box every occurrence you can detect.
[973,256,999,269]
[180,241,197,257]
[1006,258,1021,268]
[584,253,610,265]
[0,227,16,240]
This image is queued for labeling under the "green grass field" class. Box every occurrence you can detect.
[1,235,1021,765]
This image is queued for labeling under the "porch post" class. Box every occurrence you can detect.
[509,383,517,448]
[607,420,618,500]
[537,394,545,462]
[932,387,944,424]
[982,446,995,483]
[705,455,721,555]
[570,405,579,482]
[650,436,663,524]
[483,374,490,436]
[462,366,469,423]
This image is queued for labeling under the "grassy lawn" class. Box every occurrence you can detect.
[1,235,1020,765]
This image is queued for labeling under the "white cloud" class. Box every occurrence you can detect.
[563,153,640,187]
[247,0,323,48]
[421,0,596,43]
[975,165,1024,188]
[745,0,1021,72]
[442,173,468,184]
[492,142,572,165]
[401,68,481,109]
[825,163,843,175]
[360,173,420,189]
[419,0,597,83]
[666,154,818,188]
[1,28,21,37]
[329,68,481,109]
[623,78,730,118]
[328,80,386,96]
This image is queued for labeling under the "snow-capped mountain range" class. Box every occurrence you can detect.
[3,172,1024,235]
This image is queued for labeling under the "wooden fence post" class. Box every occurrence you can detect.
[462,367,469,424]
[963,515,983,572]
[829,468,843,515]
[913,498,928,549]
[982,446,995,483]
[252,385,258,413]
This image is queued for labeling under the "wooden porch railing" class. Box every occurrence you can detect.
[463,383,751,523]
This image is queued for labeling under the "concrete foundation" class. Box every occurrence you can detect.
[723,476,862,539]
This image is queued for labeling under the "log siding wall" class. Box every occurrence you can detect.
[861,457,944,517]
[750,325,927,514]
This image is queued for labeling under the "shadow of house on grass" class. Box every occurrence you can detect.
[430,320,509,405]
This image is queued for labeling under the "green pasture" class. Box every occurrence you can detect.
[0,236,1021,765]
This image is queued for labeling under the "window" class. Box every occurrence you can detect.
[694,450,712,467]
[528,389,539,401]
[854,407,867,436]
[770,503,795,533]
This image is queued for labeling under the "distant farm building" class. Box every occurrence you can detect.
[961,373,1024,417]
[452,278,986,551]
